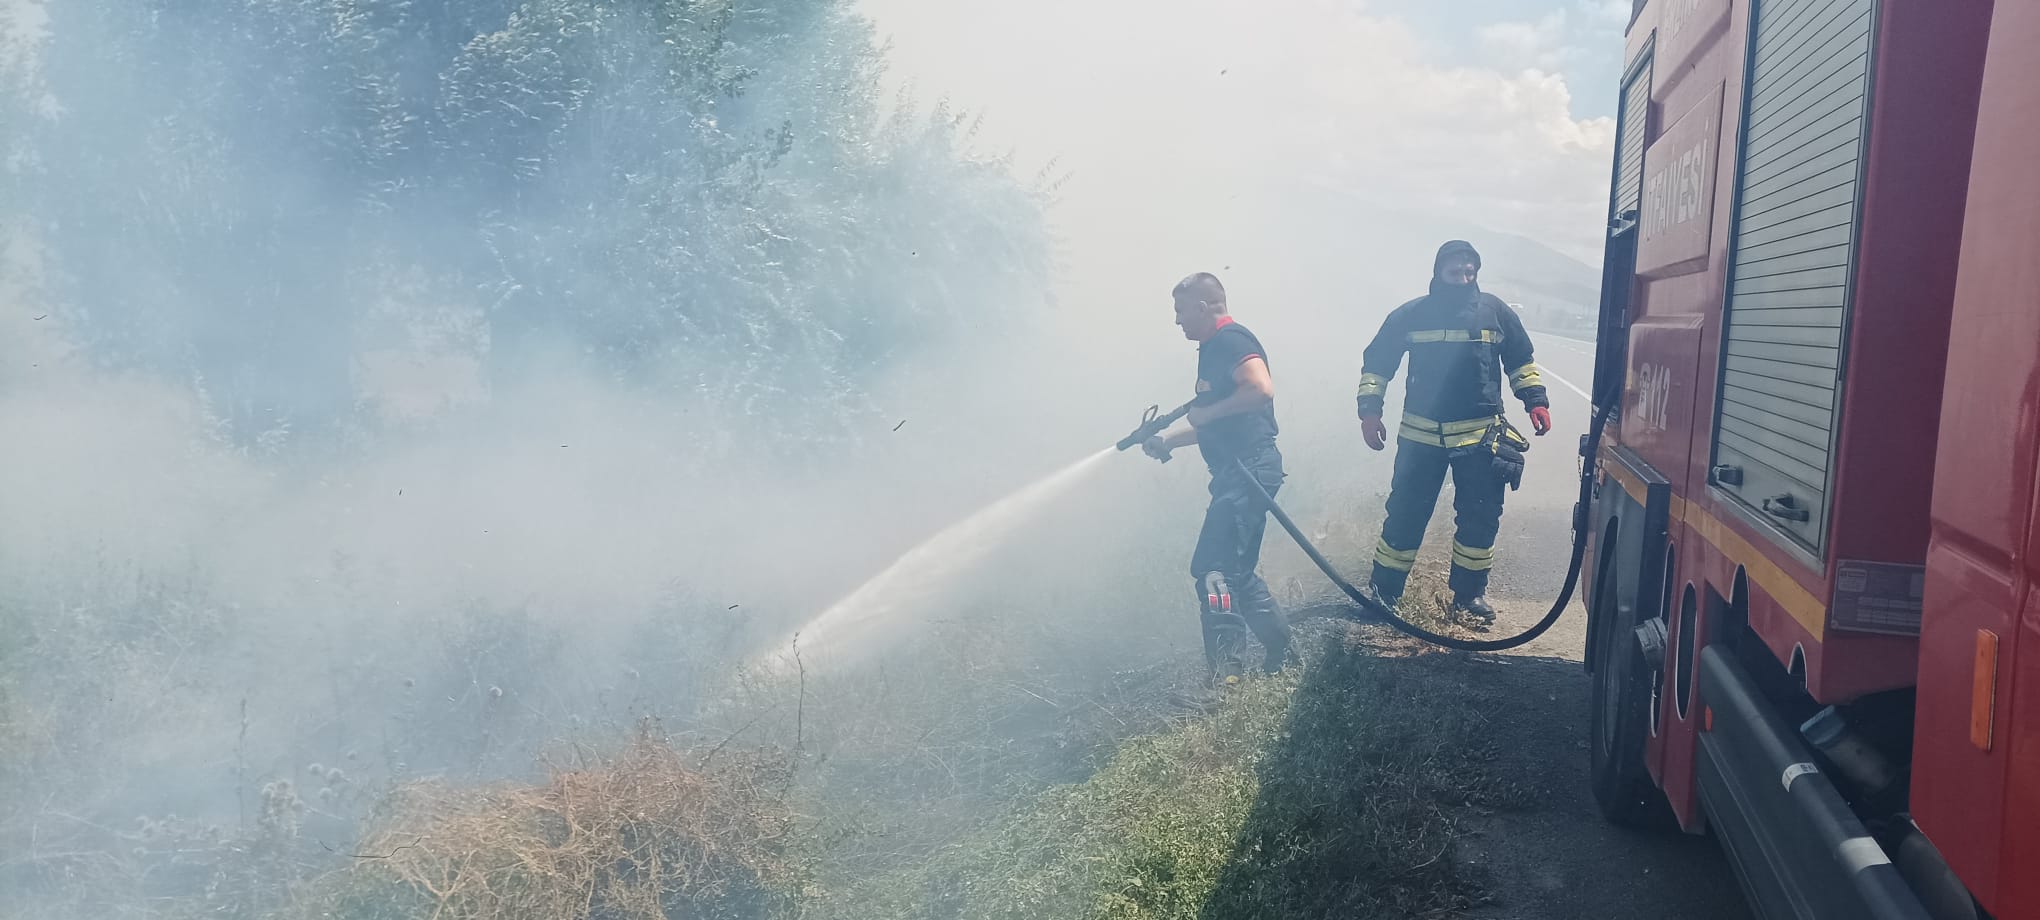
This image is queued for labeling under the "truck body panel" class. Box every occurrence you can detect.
[1594,0,1991,814]
[1585,0,2011,913]
[1913,1,2040,911]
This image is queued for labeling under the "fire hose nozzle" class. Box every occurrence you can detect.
[1118,401,1194,459]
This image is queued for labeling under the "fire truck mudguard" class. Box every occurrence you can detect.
[1585,443,1671,677]
[1696,646,1931,920]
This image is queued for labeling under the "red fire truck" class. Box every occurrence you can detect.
[1580,0,2034,917]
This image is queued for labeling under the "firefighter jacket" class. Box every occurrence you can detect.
[1355,281,1550,448]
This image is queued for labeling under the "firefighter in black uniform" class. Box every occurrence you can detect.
[1356,241,1552,626]
[1143,272,1293,686]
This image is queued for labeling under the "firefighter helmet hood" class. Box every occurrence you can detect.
[1433,239,1482,275]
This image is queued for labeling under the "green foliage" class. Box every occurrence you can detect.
[0,6,1058,916]
[3,0,1052,450]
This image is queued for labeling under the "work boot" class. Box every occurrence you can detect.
[1364,581,1402,612]
[1454,595,1497,631]
[1369,564,1410,609]
[1204,613,1249,687]
[1237,578,1293,675]
[1240,607,1289,673]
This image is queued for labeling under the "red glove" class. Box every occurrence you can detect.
[1360,414,1388,451]
[1529,406,1552,436]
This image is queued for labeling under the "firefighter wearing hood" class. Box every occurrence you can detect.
[1355,240,1552,626]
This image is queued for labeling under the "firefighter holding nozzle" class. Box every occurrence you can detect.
[1356,240,1551,628]
[1141,272,1293,687]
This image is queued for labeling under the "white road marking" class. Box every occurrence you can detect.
[1534,332,1597,351]
[1541,364,1593,404]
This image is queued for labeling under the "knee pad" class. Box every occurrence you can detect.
[1200,571,1233,615]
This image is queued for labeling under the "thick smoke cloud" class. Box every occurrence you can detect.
[0,0,1617,915]
[0,4,1093,911]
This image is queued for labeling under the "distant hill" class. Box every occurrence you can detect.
[1238,177,1603,336]
[1471,231,1602,314]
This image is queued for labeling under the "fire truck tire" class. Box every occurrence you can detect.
[1588,560,1672,828]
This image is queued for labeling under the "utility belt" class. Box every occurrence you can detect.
[1400,412,1530,491]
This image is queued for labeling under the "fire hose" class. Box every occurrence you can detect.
[1119,387,1617,654]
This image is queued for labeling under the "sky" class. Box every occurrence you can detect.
[1380,0,1634,119]
[856,0,1633,273]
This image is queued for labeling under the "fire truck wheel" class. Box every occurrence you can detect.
[1588,563,1673,828]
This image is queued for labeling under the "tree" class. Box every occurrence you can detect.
[4,0,1052,452]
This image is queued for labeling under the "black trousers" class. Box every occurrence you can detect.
[1368,438,1505,603]
[1191,446,1291,677]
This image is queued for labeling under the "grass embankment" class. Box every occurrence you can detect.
[839,623,1517,920]
[264,622,1514,920]
[106,553,1506,920]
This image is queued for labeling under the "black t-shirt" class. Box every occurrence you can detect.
[1193,321,1279,468]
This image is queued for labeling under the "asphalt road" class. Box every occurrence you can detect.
[1486,331,1602,660]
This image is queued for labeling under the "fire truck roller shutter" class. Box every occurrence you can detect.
[1712,0,1879,553]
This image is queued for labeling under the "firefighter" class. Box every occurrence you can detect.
[1142,272,1293,685]
[1355,240,1551,627]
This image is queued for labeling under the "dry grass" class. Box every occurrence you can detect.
[826,624,1516,920]
[291,723,801,920]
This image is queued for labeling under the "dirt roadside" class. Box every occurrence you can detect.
[1251,377,1752,915]
[1449,641,1752,919]
[1265,593,1750,920]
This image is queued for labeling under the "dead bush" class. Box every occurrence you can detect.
[293,724,801,920]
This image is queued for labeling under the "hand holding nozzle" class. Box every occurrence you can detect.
[1117,401,1194,463]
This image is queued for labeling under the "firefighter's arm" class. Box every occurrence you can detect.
[1356,315,1405,418]
[1186,357,1273,429]
[1496,301,1553,433]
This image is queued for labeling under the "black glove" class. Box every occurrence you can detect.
[1489,421,1530,491]
[1142,435,1173,462]
[1450,420,1528,491]
[1493,441,1526,491]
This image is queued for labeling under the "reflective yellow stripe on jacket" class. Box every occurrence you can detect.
[1356,372,1390,400]
[1407,329,1500,345]
[1398,412,1497,448]
[1508,362,1544,395]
